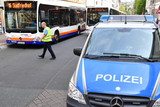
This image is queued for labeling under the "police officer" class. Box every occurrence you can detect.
[38,22,56,60]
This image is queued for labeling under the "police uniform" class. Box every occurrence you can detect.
[39,27,56,60]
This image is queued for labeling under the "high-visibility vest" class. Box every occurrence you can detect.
[42,27,52,42]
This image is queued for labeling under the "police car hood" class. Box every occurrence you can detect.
[76,58,160,98]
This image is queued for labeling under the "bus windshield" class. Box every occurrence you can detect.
[5,1,37,33]
[87,8,108,26]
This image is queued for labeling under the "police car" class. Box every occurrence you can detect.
[67,15,160,107]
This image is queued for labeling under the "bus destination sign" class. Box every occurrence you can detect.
[6,2,33,9]
[88,8,108,12]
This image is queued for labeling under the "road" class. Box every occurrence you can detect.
[0,32,88,107]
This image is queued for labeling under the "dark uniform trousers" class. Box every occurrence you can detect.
[41,42,56,58]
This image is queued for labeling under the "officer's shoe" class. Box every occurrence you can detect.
[50,57,56,60]
[38,55,44,59]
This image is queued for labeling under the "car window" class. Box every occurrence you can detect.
[85,28,160,59]
[151,30,160,59]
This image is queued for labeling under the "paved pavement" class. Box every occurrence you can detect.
[28,90,67,107]
[0,32,88,107]
[0,34,7,48]
[0,34,6,43]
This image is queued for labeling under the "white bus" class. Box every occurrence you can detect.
[87,7,125,26]
[4,0,86,44]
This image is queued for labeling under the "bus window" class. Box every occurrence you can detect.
[18,10,37,28]
[60,9,69,26]
[6,12,16,29]
[110,9,120,15]
[39,4,56,32]
[49,8,69,27]
[70,9,79,25]
[87,8,108,26]
[81,10,86,22]
[49,9,59,26]
[70,9,75,25]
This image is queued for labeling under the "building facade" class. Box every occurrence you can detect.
[62,0,84,4]
[146,0,160,19]
[86,0,120,10]
[0,0,4,34]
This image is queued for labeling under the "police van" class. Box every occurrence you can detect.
[67,15,160,107]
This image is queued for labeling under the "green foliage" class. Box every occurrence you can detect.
[128,8,133,15]
[134,0,146,14]
[120,5,133,15]
[120,6,126,14]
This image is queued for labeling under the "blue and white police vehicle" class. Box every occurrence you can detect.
[67,15,160,107]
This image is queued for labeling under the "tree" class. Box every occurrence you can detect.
[128,8,133,15]
[120,6,126,14]
[134,0,146,14]
[120,3,134,15]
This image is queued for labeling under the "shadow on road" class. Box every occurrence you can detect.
[7,44,44,49]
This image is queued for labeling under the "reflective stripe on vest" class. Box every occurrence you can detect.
[42,27,52,42]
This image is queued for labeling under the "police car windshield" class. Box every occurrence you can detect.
[85,28,160,60]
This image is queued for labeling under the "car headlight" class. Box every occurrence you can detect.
[68,82,86,105]
[152,98,160,107]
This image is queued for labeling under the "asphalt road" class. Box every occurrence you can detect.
[0,32,88,107]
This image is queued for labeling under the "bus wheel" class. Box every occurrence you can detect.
[54,32,59,43]
[77,27,81,35]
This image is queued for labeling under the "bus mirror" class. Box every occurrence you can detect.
[73,48,82,56]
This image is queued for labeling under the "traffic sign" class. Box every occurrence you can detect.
[156,6,160,14]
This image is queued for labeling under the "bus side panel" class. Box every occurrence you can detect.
[59,25,78,39]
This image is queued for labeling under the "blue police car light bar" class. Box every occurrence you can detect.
[99,15,109,22]
[145,15,155,22]
[100,15,155,22]
[108,15,146,22]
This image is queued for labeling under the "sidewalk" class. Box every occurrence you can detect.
[28,89,67,107]
[0,33,6,46]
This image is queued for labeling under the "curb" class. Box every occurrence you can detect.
[0,43,6,46]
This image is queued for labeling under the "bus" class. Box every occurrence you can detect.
[87,7,125,26]
[4,0,86,44]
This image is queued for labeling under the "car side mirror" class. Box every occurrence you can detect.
[73,48,82,56]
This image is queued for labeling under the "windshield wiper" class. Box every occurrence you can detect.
[103,53,156,62]
[84,54,120,59]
